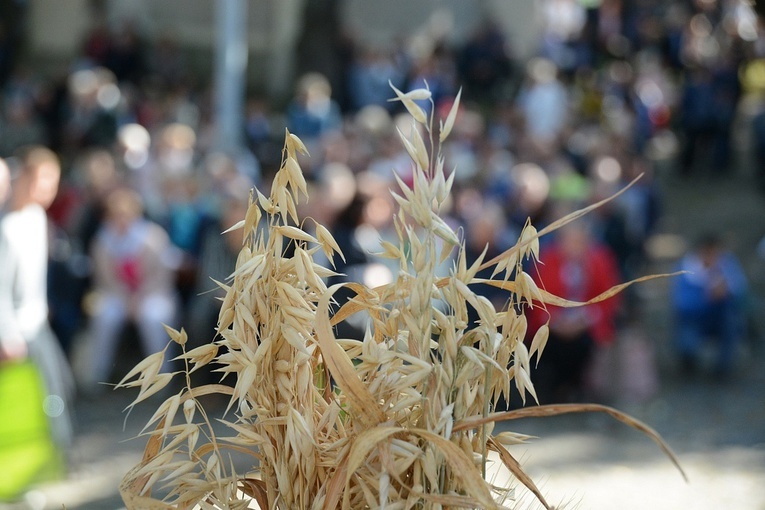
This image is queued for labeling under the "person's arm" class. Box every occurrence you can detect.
[0,226,26,359]
[719,252,748,300]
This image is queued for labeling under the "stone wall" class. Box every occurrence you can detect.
[25,0,541,98]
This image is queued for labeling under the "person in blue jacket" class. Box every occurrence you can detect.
[672,233,747,377]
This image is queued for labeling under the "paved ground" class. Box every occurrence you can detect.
[3,152,765,510]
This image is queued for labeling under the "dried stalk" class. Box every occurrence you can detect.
[117,85,684,510]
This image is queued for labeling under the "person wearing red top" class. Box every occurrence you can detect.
[528,219,622,403]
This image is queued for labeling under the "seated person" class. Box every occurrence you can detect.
[83,187,179,389]
[672,233,747,377]
[528,219,622,403]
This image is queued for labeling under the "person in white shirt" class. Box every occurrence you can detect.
[0,146,73,449]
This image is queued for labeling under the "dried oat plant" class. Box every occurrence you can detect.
[118,85,685,509]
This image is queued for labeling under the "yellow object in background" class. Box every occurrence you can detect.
[0,360,64,501]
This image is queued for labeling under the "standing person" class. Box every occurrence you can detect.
[0,146,73,469]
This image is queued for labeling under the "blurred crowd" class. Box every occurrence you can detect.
[0,0,762,413]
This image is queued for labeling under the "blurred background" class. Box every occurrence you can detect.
[0,0,764,508]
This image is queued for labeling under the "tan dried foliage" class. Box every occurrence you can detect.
[118,86,684,509]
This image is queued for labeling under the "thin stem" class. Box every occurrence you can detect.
[481,363,491,480]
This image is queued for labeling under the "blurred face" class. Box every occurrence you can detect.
[85,152,117,194]
[106,190,142,234]
[699,245,720,268]
[559,224,590,261]
[30,161,61,209]
[109,203,139,234]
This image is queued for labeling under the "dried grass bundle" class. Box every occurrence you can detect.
[117,85,685,509]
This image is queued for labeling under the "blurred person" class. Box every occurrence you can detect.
[62,67,119,151]
[516,58,570,159]
[630,50,676,153]
[69,149,123,254]
[353,170,398,269]
[480,146,517,208]
[672,233,747,377]
[103,20,145,86]
[163,174,208,307]
[0,146,73,452]
[589,175,634,280]
[442,107,484,185]
[461,197,517,322]
[320,130,353,169]
[139,122,197,222]
[81,18,113,67]
[182,177,252,388]
[147,35,187,90]
[82,187,178,391]
[287,72,342,147]
[457,20,513,102]
[613,154,662,277]
[244,96,275,163]
[199,152,240,213]
[540,0,587,70]
[512,161,551,224]
[0,91,48,156]
[163,84,202,132]
[0,22,15,88]
[678,63,737,176]
[366,127,414,183]
[116,122,156,213]
[348,46,407,112]
[305,163,392,338]
[153,123,197,180]
[406,43,458,111]
[47,225,90,356]
[48,150,121,355]
[528,219,622,404]
[185,177,251,347]
[343,110,380,173]
[315,163,369,275]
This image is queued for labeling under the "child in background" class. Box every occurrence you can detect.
[83,187,179,391]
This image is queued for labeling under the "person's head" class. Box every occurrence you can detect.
[82,149,118,195]
[527,57,558,85]
[296,72,332,105]
[466,199,506,252]
[104,187,144,234]
[696,233,723,268]
[305,162,356,226]
[12,145,61,210]
[557,219,594,262]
